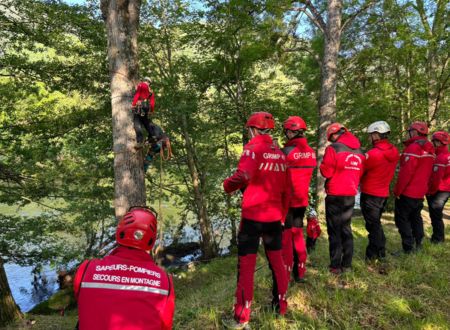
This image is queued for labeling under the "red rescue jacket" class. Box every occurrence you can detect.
[74,246,175,330]
[223,134,289,222]
[320,132,365,196]
[360,139,399,197]
[394,136,435,199]
[428,145,450,195]
[282,137,317,207]
[306,216,321,239]
[132,82,155,112]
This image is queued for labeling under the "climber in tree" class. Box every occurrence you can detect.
[132,77,157,144]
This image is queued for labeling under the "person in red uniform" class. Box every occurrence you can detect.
[131,77,157,144]
[360,121,399,261]
[305,209,321,252]
[280,116,316,283]
[74,207,175,330]
[320,123,365,274]
[393,122,435,253]
[427,131,450,243]
[223,112,289,329]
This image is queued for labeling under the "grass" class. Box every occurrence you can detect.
[7,215,450,330]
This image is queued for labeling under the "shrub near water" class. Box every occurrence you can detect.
[13,216,450,330]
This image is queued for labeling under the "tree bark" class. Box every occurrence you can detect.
[180,114,217,259]
[316,0,342,215]
[0,261,22,326]
[101,0,146,219]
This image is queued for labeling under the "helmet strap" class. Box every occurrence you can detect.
[248,127,256,139]
[285,129,303,140]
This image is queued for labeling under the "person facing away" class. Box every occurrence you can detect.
[74,207,175,330]
[393,121,435,254]
[280,116,317,283]
[132,77,155,113]
[305,209,321,253]
[320,122,365,275]
[360,121,399,261]
[132,77,157,144]
[426,131,450,243]
[222,111,289,329]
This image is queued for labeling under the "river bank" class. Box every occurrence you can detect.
[6,216,450,329]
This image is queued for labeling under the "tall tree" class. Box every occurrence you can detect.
[413,0,449,128]
[100,0,146,218]
[290,0,375,212]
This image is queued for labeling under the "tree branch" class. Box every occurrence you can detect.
[413,0,432,37]
[341,0,377,32]
[292,6,326,33]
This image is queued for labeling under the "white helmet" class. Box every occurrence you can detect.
[367,121,390,134]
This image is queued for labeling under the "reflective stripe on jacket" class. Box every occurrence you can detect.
[428,145,450,195]
[282,137,317,207]
[320,132,365,196]
[74,246,175,330]
[394,136,435,199]
[223,134,289,222]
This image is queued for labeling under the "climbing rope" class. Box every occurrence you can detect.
[152,110,173,255]
[160,137,173,161]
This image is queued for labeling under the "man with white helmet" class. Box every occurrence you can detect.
[427,131,450,243]
[74,207,175,330]
[360,121,399,261]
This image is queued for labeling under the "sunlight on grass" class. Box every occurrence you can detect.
[10,216,450,329]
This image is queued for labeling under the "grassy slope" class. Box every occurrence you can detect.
[8,215,450,330]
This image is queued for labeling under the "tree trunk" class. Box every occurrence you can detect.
[0,261,22,326]
[101,0,146,219]
[180,114,217,259]
[316,0,342,215]
[427,50,440,129]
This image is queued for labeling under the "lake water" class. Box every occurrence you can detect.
[4,263,59,312]
[3,201,233,312]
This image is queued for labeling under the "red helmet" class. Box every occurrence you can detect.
[245,112,275,130]
[116,207,158,251]
[283,116,307,131]
[326,122,347,141]
[431,131,449,145]
[408,121,428,135]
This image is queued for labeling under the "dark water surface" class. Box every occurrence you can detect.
[5,263,58,312]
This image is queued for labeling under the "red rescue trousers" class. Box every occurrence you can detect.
[234,219,288,323]
[282,207,307,281]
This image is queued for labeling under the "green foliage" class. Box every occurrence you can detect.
[1,0,447,267]
[0,0,113,267]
